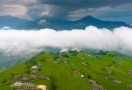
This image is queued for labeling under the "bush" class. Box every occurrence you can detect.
[1,79,7,83]
[87,75,92,79]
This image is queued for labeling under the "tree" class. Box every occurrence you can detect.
[1,79,7,83]
[11,73,14,78]
[50,76,57,90]
[87,75,92,79]
[38,68,42,71]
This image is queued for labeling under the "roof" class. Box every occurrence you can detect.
[13,82,23,87]
[129,84,132,88]
[31,70,38,74]
[107,76,114,79]
[38,76,49,80]
[90,87,98,90]
[31,65,38,68]
[22,77,29,81]
[37,85,46,90]
[81,62,87,65]
[38,64,43,66]
[73,70,84,77]
[93,83,103,89]
[113,80,122,84]
[31,75,37,79]
[13,75,21,79]
[88,79,96,84]
[23,83,36,88]
[107,70,112,74]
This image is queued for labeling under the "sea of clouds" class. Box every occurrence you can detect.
[0,26,132,56]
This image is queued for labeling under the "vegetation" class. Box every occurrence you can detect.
[0,50,132,90]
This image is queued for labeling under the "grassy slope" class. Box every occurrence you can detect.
[0,51,132,90]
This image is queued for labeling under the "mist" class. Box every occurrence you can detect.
[0,26,132,56]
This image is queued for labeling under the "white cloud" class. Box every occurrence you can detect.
[0,26,132,55]
[38,20,47,25]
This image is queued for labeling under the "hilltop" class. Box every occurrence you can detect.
[0,50,132,90]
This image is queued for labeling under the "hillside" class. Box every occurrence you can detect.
[0,50,132,90]
[16,16,132,30]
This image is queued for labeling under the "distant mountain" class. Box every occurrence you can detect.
[0,15,30,28]
[16,16,132,30]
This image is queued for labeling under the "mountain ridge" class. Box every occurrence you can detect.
[16,15,131,30]
[0,15,30,28]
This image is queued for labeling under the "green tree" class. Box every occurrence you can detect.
[87,75,92,79]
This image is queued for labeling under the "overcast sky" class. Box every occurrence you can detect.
[0,0,132,24]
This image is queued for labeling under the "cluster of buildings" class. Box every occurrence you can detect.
[12,81,46,90]
[12,82,36,89]
[11,64,48,90]
[87,79,103,89]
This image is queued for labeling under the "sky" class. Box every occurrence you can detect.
[0,0,132,23]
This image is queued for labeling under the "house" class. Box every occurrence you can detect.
[106,76,114,80]
[128,72,132,76]
[90,87,98,90]
[38,76,50,80]
[31,65,38,69]
[128,70,132,76]
[22,77,29,81]
[38,64,43,67]
[13,81,23,88]
[37,85,46,90]
[88,55,92,58]
[31,75,37,79]
[118,63,122,65]
[107,70,112,74]
[81,62,87,66]
[112,80,122,84]
[12,82,37,89]
[30,70,38,74]
[73,70,84,77]
[128,70,132,73]
[110,65,117,68]
[81,56,85,60]
[64,60,68,64]
[54,61,60,64]
[13,75,21,80]
[87,79,96,84]
[93,83,103,89]
[22,83,36,89]
[129,84,132,88]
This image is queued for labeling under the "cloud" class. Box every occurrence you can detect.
[0,0,132,23]
[38,20,47,25]
[35,0,132,18]
[0,4,27,16]
[37,0,132,7]
[0,26,132,56]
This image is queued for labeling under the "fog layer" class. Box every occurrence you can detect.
[0,26,132,55]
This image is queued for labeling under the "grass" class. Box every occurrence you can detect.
[0,51,132,90]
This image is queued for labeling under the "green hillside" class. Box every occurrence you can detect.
[0,50,132,90]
